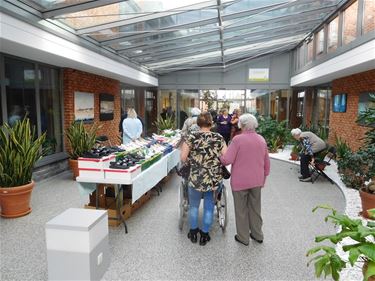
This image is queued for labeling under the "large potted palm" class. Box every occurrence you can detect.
[65,121,100,180]
[0,118,46,218]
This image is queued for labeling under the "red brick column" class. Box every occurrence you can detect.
[328,69,375,151]
[63,68,121,153]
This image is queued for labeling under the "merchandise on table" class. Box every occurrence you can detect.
[77,132,181,180]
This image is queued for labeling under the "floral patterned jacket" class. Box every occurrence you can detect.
[186,131,224,192]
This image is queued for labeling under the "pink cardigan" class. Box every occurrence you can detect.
[220,131,270,191]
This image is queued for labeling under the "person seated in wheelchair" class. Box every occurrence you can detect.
[180,112,227,246]
[291,128,327,182]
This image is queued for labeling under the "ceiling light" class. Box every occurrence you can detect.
[134,50,143,54]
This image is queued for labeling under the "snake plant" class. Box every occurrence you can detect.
[0,118,46,187]
[65,121,100,160]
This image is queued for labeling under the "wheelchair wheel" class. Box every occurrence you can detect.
[178,181,188,230]
[217,184,228,231]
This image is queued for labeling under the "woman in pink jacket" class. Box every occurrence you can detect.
[220,113,270,246]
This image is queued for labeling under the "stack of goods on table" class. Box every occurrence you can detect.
[78,133,181,180]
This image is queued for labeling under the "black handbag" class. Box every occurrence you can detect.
[221,165,231,179]
[177,163,190,179]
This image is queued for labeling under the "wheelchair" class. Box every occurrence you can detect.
[177,177,228,232]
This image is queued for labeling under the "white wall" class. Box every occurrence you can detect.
[0,12,158,87]
[158,53,291,90]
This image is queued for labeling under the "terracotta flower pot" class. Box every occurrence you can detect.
[359,188,375,219]
[363,261,375,281]
[0,181,34,218]
[69,159,79,180]
[289,153,299,161]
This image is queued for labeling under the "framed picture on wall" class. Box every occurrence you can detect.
[99,93,114,121]
[74,91,94,122]
[332,93,347,113]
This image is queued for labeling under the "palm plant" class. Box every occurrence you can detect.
[65,121,100,160]
[153,115,176,133]
[0,118,46,187]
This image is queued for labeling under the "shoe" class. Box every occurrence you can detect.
[234,235,249,246]
[199,230,211,246]
[299,177,312,182]
[187,228,199,243]
[250,233,263,244]
[298,175,304,179]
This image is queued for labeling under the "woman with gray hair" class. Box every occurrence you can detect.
[122,108,143,144]
[220,113,270,246]
[290,128,326,182]
[181,107,201,137]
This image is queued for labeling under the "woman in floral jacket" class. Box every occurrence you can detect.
[180,112,227,246]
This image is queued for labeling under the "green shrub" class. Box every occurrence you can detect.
[0,118,46,187]
[256,117,290,151]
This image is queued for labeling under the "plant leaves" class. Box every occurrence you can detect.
[365,261,375,281]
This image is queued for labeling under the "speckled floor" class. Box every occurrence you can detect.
[0,159,345,281]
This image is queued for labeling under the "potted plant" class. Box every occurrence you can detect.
[65,121,100,180]
[290,143,300,161]
[0,118,46,218]
[153,115,176,134]
[307,205,375,281]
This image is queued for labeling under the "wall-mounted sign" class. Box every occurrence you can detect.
[249,68,269,82]
[332,93,347,113]
[99,93,114,121]
[74,91,94,122]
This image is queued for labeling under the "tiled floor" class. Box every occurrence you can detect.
[0,159,345,281]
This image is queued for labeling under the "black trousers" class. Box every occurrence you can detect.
[300,154,312,178]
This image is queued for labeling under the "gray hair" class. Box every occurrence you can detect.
[291,128,302,136]
[191,107,201,117]
[238,114,258,131]
[127,108,137,119]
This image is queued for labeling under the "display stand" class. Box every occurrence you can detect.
[76,149,180,233]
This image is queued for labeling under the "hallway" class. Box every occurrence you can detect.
[0,159,345,281]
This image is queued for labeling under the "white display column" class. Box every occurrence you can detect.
[45,208,110,280]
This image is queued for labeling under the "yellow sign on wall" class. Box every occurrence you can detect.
[248,68,269,82]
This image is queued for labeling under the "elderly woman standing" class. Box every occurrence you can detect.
[180,112,227,246]
[220,114,270,246]
[291,128,326,182]
[181,107,201,137]
[122,108,143,144]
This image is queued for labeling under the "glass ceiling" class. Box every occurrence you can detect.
[17,0,342,74]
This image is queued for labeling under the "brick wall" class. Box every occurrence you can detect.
[328,69,375,151]
[63,68,121,153]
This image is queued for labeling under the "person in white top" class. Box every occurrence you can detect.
[122,108,143,144]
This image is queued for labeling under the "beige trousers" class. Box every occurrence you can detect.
[232,187,263,244]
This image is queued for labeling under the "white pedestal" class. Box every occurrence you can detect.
[45,208,110,280]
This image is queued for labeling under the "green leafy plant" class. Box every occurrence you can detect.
[0,118,46,187]
[335,135,352,161]
[65,121,100,160]
[292,142,300,154]
[202,90,216,110]
[153,115,176,133]
[307,205,375,281]
[256,117,290,150]
[337,103,375,191]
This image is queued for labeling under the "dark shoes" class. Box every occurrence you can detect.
[187,228,199,243]
[234,235,249,246]
[299,177,312,182]
[250,233,263,244]
[199,230,211,246]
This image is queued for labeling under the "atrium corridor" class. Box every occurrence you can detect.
[0,159,345,281]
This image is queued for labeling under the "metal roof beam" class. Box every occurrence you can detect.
[76,0,221,35]
[114,4,335,53]
[43,0,126,19]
